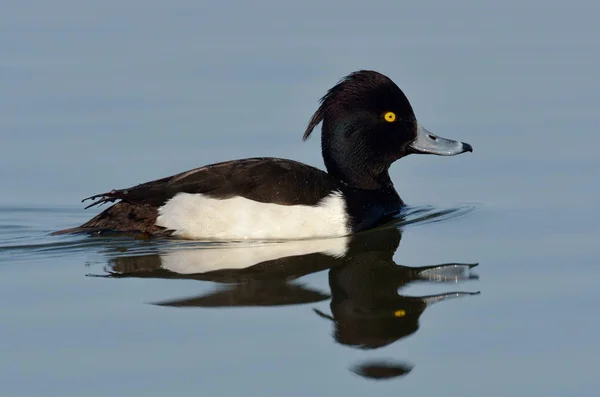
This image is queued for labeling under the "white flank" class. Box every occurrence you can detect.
[155,191,350,240]
[160,236,349,274]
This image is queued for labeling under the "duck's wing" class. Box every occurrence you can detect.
[81,157,337,209]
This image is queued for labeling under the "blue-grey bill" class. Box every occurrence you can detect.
[409,125,473,155]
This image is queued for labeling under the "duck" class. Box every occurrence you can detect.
[53,70,473,240]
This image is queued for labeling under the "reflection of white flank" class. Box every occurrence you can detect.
[160,236,349,274]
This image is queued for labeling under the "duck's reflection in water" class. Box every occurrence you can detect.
[101,226,479,380]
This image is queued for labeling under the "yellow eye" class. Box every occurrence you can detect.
[393,309,406,317]
[384,111,396,122]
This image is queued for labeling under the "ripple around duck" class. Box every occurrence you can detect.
[389,202,480,228]
[0,203,480,261]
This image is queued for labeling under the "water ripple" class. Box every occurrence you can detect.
[0,203,480,261]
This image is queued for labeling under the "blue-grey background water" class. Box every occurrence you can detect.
[1,1,599,396]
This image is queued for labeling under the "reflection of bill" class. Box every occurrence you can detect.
[102,226,479,380]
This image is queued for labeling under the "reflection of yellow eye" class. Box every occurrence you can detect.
[393,309,406,317]
[384,112,396,122]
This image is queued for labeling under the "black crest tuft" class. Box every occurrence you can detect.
[302,70,398,141]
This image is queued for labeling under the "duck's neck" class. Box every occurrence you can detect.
[320,123,404,232]
[321,127,394,191]
[324,155,393,190]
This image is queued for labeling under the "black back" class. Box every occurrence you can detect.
[83,157,339,209]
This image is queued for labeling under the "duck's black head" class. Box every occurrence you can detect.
[304,70,472,190]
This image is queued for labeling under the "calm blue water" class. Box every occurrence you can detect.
[1,1,599,396]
